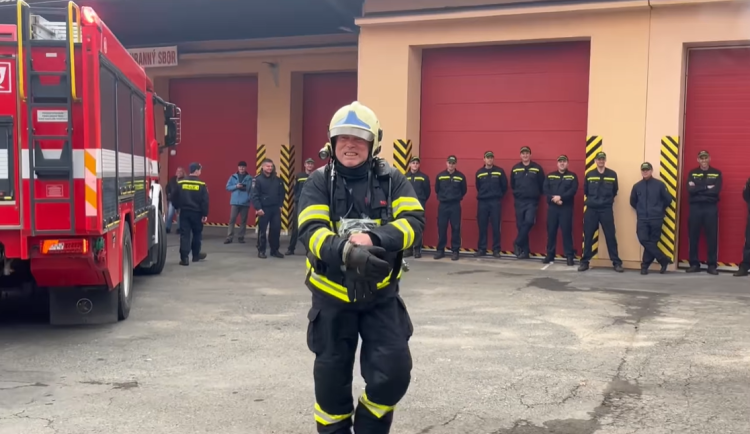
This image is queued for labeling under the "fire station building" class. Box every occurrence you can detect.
[117,0,750,270]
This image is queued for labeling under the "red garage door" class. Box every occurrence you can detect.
[302,72,358,166]
[420,41,591,255]
[678,48,750,268]
[168,76,258,226]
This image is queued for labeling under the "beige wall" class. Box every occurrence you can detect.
[357,0,750,268]
[147,38,358,178]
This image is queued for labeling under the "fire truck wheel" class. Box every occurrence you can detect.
[137,211,168,275]
[118,224,134,321]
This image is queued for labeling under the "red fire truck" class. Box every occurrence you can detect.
[0,1,181,325]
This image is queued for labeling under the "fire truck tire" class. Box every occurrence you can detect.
[118,224,134,321]
[137,211,168,275]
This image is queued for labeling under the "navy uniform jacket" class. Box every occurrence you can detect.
[174,175,209,217]
[543,170,578,207]
[511,161,545,201]
[686,167,722,205]
[584,168,619,209]
[406,170,431,204]
[629,177,671,221]
[475,165,508,201]
[435,170,467,203]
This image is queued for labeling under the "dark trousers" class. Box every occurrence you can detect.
[413,201,426,252]
[581,207,621,266]
[307,294,413,434]
[742,213,750,268]
[636,219,668,268]
[288,201,300,253]
[437,201,461,252]
[514,200,538,254]
[477,200,501,253]
[179,210,203,261]
[688,203,718,267]
[546,205,574,258]
[257,207,282,253]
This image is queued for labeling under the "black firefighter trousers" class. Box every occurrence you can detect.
[688,203,718,267]
[546,205,574,258]
[307,294,414,434]
[477,200,501,253]
[178,210,203,261]
[581,207,622,266]
[514,200,538,255]
[636,219,669,269]
[743,213,750,268]
[437,201,461,252]
[257,207,282,254]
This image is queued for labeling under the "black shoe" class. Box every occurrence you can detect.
[434,251,445,260]
[179,259,189,266]
[518,253,530,260]
[285,250,294,256]
[414,250,422,259]
[493,251,501,258]
[474,251,486,258]
[166,228,171,234]
[659,260,669,274]
[578,263,589,272]
[567,257,575,266]
[707,265,719,275]
[614,264,624,273]
[224,238,233,244]
[640,268,648,275]
[258,252,267,259]
[686,265,701,273]
[542,256,553,264]
[238,238,245,244]
[271,251,285,259]
[451,252,460,261]
[733,266,748,277]
[513,243,520,257]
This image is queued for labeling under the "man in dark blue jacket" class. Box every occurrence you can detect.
[542,155,578,266]
[252,158,286,259]
[511,146,544,259]
[629,162,672,274]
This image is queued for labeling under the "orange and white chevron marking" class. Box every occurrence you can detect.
[84,149,98,216]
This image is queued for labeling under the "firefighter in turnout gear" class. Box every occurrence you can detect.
[475,151,508,257]
[298,101,425,434]
[405,156,430,258]
[542,155,578,265]
[685,150,722,275]
[434,155,467,261]
[286,157,317,255]
[579,152,623,272]
[511,146,544,259]
[174,162,209,266]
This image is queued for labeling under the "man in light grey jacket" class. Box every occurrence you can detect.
[224,161,253,244]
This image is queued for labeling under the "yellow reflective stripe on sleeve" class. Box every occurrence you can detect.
[477,173,488,178]
[314,403,352,426]
[306,260,350,302]
[392,197,423,218]
[603,177,616,181]
[309,227,335,258]
[390,219,415,250]
[359,393,395,419]
[299,205,331,227]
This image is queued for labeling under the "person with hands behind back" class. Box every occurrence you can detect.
[173,162,209,266]
[298,101,424,434]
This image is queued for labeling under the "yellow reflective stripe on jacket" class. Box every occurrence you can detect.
[529,167,540,172]
[491,171,503,176]
[587,177,599,182]
[563,175,575,180]
[513,168,525,172]
[392,196,423,218]
[453,177,463,181]
[707,173,720,178]
[390,219,414,250]
[477,172,488,178]
[306,259,404,302]
[314,403,352,426]
[178,180,205,185]
[359,393,395,419]
[438,176,450,180]
[299,205,331,227]
[414,176,425,181]
[603,177,616,181]
[548,175,561,179]
[309,227,335,258]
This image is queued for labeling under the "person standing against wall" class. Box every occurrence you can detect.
[629,162,672,275]
[405,156,431,258]
[474,151,507,258]
[286,158,317,255]
[685,150,722,275]
[252,158,286,259]
[542,155,578,265]
[578,152,623,273]
[434,155,467,261]
[734,176,750,277]
[510,146,544,259]
[224,161,253,244]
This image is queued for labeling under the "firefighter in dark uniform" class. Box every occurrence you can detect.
[685,150,722,275]
[542,155,578,265]
[286,157,317,255]
[578,152,623,272]
[252,158,286,259]
[474,151,507,257]
[173,162,209,266]
[734,176,750,277]
[298,101,425,434]
[434,155,467,261]
[629,162,672,275]
[510,146,544,259]
[405,156,431,258]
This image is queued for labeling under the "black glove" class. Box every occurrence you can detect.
[344,244,392,281]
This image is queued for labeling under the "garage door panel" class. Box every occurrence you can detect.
[168,77,258,227]
[302,72,358,164]
[420,41,590,255]
[678,48,750,266]
[424,73,590,104]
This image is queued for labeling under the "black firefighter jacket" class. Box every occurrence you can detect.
[297,167,425,304]
[629,177,671,221]
[174,175,209,217]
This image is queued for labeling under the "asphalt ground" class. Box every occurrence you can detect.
[1,229,749,434]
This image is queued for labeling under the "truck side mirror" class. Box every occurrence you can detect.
[164,105,181,147]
